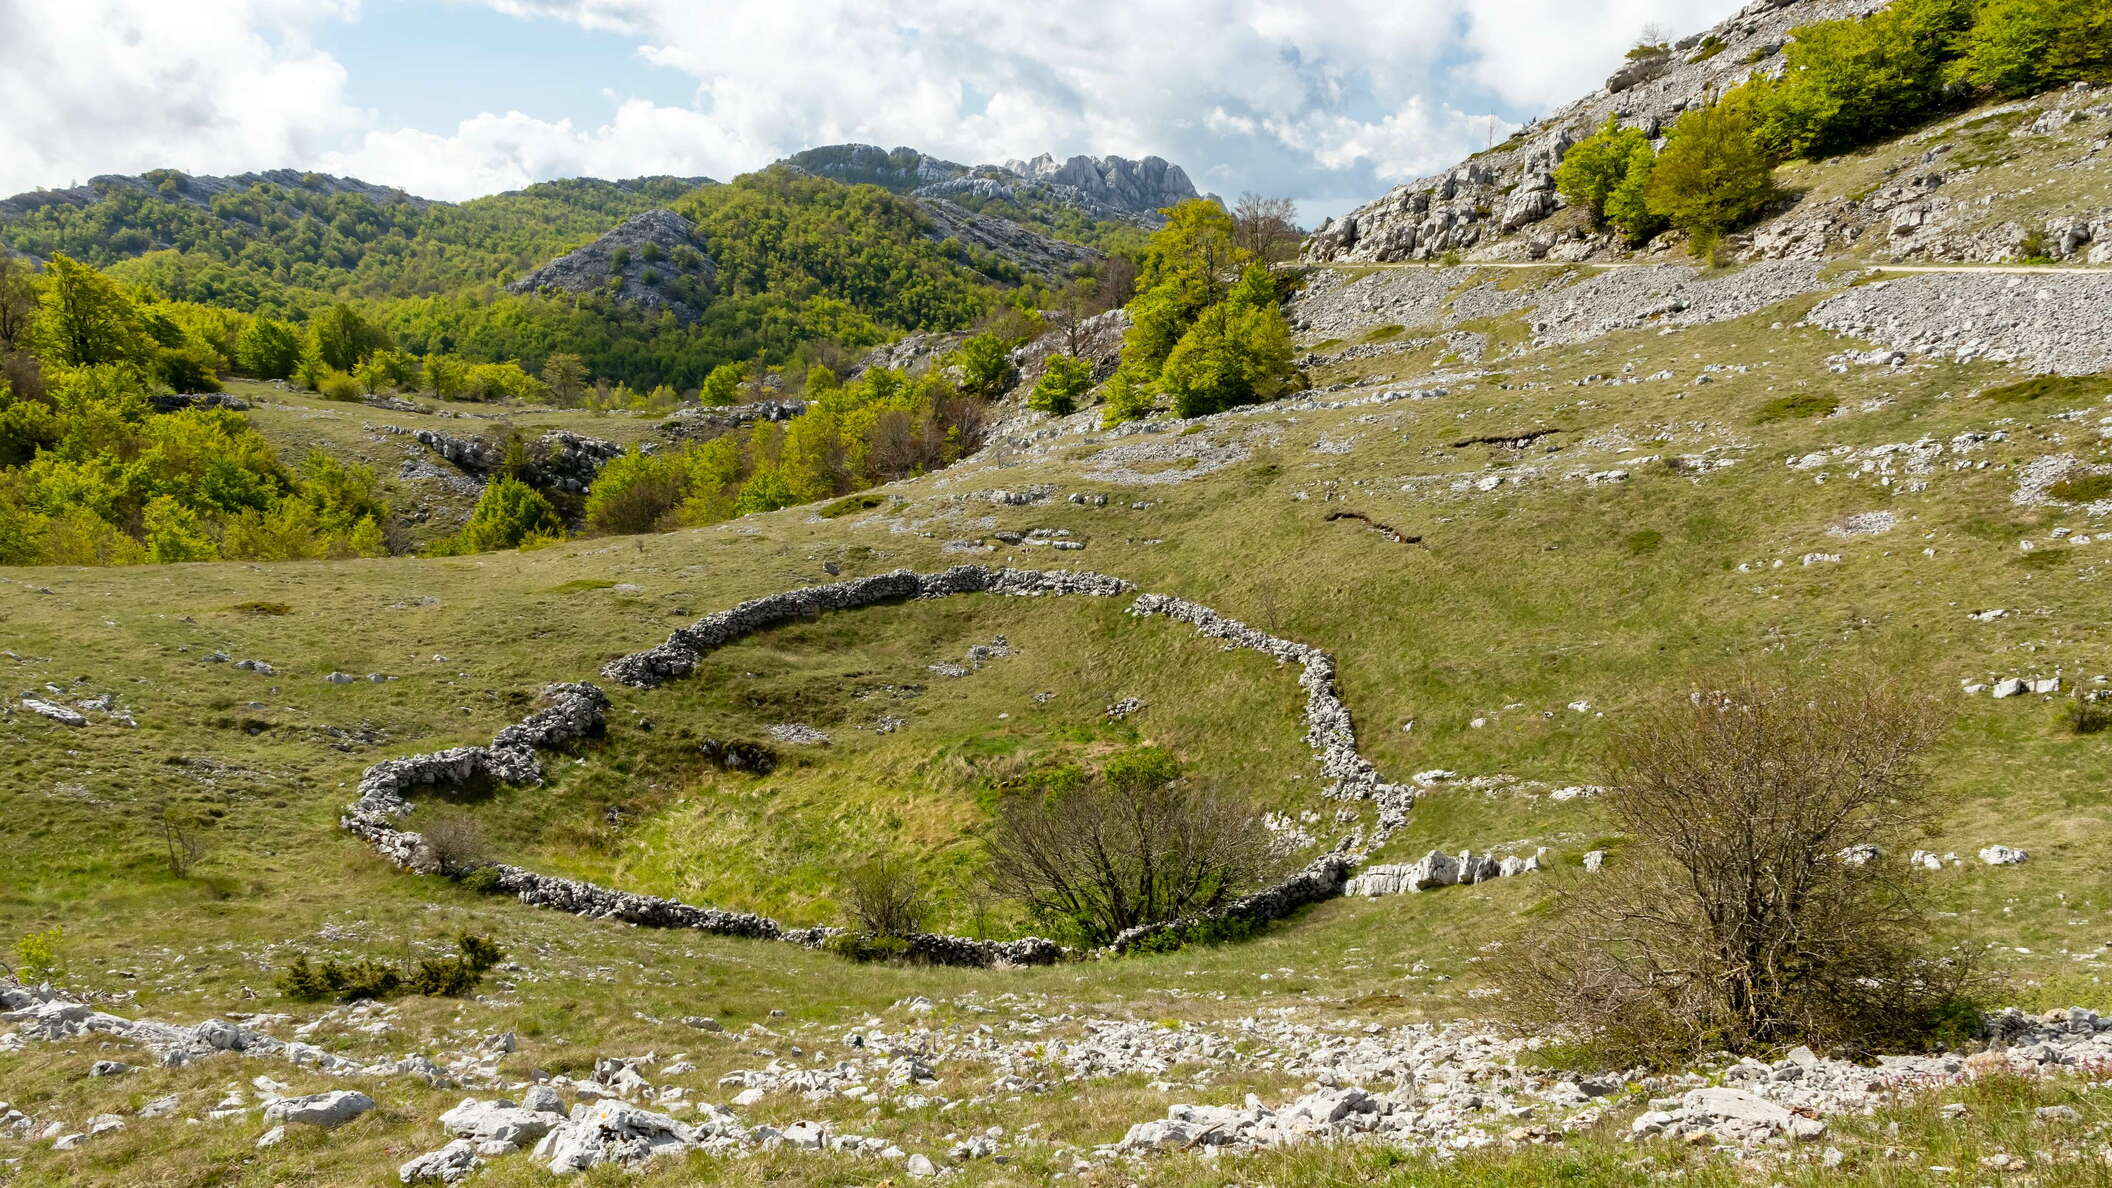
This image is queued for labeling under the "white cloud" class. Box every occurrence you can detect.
[0,0,362,195]
[0,0,1750,213]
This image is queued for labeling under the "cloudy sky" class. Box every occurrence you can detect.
[0,0,1743,220]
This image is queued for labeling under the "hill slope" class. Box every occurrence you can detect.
[9,12,2112,1188]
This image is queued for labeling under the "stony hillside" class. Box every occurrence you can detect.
[507,210,718,322]
[9,11,2112,1188]
[1306,0,2112,267]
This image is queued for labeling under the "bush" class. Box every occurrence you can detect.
[1950,0,2112,98]
[2062,695,2112,735]
[12,926,63,983]
[444,477,563,554]
[1554,118,1656,225]
[316,369,362,401]
[458,865,506,894]
[1029,354,1094,416]
[420,810,491,877]
[1750,0,1975,159]
[583,450,687,536]
[982,747,1274,946]
[277,934,503,1002]
[840,854,929,939]
[823,932,914,963]
[1646,93,1779,247]
[1498,674,1982,1063]
[954,332,1017,400]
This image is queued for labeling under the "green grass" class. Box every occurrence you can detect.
[1982,373,2112,405]
[1753,391,1839,423]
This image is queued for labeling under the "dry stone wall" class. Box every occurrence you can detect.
[344,565,1443,965]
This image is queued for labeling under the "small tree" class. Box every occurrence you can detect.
[954,332,1017,400]
[983,748,1273,945]
[1554,118,1655,223]
[1232,193,1302,263]
[541,353,589,405]
[840,854,929,938]
[1029,354,1094,416]
[0,252,42,356]
[1645,94,1779,253]
[1499,674,1980,1062]
[447,477,563,553]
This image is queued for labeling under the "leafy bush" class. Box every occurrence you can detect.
[2062,695,2112,735]
[1029,354,1094,416]
[954,332,1018,399]
[1554,119,1656,224]
[440,477,563,554]
[1645,92,1779,247]
[12,926,63,983]
[1950,0,2112,98]
[316,368,362,401]
[582,449,688,535]
[458,866,506,894]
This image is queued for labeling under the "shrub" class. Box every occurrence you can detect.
[982,747,1273,946]
[1749,0,1975,159]
[1498,674,1982,1063]
[954,332,1017,400]
[840,854,929,939]
[823,932,914,963]
[1029,354,1094,416]
[316,369,362,401]
[458,866,506,894]
[420,810,491,877]
[277,935,503,1002]
[1950,0,2112,98]
[444,477,563,554]
[2062,695,2112,735]
[12,926,63,983]
[1646,93,1779,248]
[1554,118,1656,224]
[158,811,207,876]
[583,450,687,536]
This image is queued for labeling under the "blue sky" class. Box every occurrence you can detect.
[0,0,1747,221]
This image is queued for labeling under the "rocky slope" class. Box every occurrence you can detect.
[506,209,717,322]
[1304,0,2112,267]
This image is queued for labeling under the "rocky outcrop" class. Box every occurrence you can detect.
[784,143,1202,224]
[407,428,625,494]
[916,198,1102,282]
[1002,152,1203,218]
[656,400,807,443]
[1306,0,1891,264]
[508,209,715,323]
